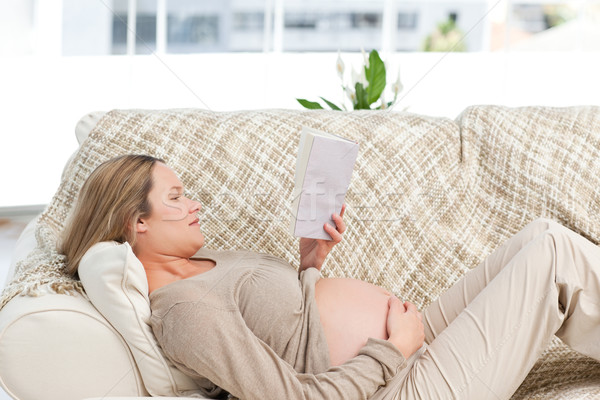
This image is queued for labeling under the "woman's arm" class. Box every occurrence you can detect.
[154,300,407,400]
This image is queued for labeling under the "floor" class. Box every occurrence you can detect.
[0,216,35,400]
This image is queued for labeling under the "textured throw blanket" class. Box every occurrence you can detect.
[2,105,600,398]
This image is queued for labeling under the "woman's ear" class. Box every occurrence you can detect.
[135,216,148,234]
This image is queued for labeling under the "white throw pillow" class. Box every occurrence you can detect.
[78,241,206,398]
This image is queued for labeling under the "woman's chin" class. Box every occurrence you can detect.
[196,233,206,248]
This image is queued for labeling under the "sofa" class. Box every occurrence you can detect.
[1,106,599,400]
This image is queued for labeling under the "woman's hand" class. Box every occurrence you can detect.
[386,296,425,359]
[299,204,346,273]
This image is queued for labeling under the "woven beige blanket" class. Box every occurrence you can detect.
[2,105,600,398]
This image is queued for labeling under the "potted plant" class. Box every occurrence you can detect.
[297,49,404,111]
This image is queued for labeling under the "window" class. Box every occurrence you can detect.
[283,11,383,51]
[351,13,382,29]
[234,12,264,31]
[398,12,418,30]
[56,0,600,55]
[168,15,219,53]
[285,13,318,29]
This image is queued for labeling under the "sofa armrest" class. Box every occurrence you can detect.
[0,292,147,400]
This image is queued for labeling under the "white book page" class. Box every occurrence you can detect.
[292,134,358,240]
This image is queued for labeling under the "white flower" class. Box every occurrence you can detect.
[392,67,403,95]
[351,65,368,89]
[336,50,345,78]
[361,47,369,68]
[345,85,356,103]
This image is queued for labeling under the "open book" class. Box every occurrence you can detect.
[289,126,359,240]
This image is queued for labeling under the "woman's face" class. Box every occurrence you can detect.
[134,162,205,258]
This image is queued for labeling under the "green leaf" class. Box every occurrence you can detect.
[319,97,342,111]
[296,98,324,110]
[354,83,369,109]
[364,50,386,106]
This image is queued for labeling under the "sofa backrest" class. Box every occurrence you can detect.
[9,105,596,311]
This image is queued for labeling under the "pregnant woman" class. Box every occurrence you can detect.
[60,154,600,400]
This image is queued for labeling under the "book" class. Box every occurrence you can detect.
[289,126,359,240]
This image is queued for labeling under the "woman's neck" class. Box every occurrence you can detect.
[141,254,193,278]
[138,252,215,294]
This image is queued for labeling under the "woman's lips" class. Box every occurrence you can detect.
[189,218,200,226]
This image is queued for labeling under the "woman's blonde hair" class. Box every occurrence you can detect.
[59,154,164,276]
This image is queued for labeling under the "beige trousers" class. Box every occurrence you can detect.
[384,218,600,400]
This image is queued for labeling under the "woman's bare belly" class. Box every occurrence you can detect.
[315,277,392,366]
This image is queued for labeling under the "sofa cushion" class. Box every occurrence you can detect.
[78,241,209,398]
[75,111,106,145]
[5,216,39,285]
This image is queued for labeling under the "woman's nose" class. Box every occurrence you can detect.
[189,199,201,213]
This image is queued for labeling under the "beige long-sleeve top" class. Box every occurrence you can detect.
[149,248,407,399]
